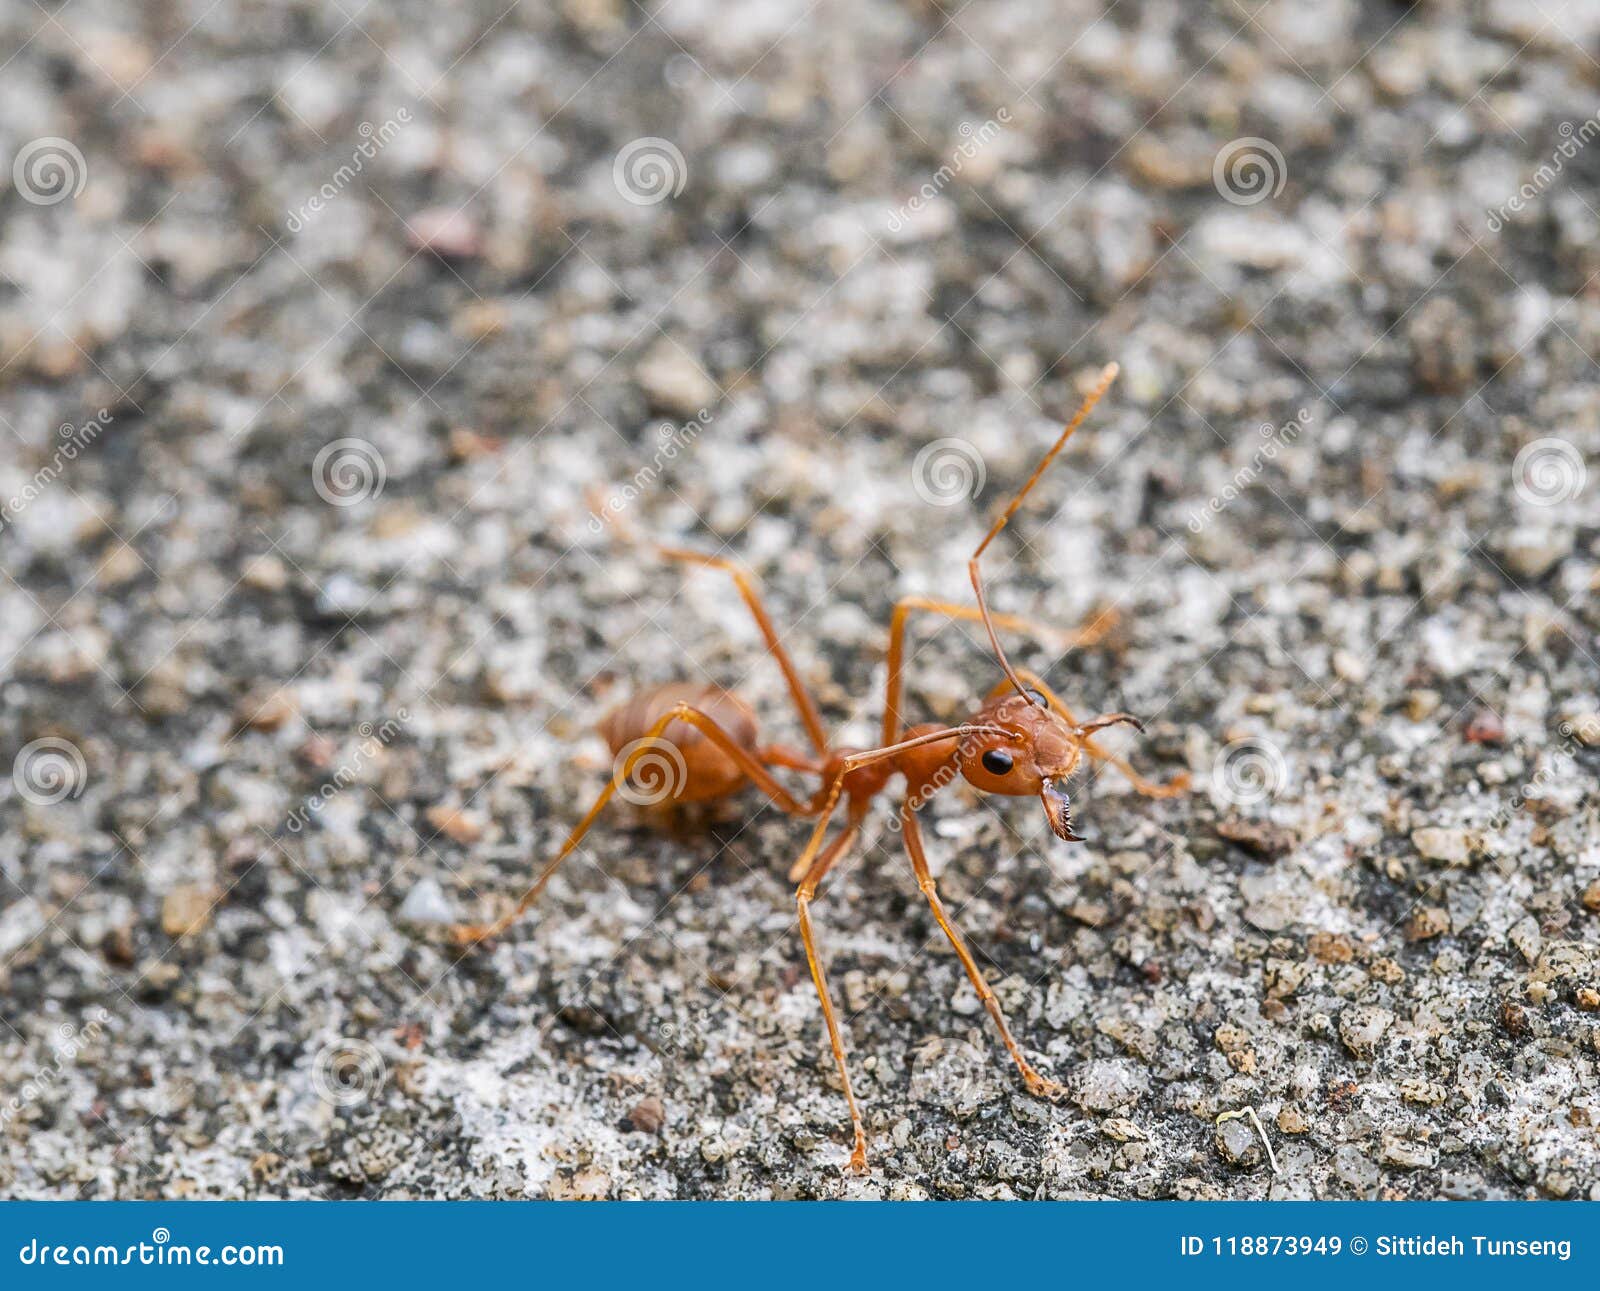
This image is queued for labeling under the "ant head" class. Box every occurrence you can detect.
[957,690,1088,841]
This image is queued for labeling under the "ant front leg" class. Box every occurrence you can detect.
[899,798,1067,1101]
[793,815,870,1175]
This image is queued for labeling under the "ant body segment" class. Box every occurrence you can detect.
[451,363,1188,1172]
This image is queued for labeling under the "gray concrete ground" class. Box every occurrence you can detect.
[2,0,1599,1199]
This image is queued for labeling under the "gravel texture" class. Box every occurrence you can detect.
[3,0,1600,1201]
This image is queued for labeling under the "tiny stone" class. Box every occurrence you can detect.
[1380,1133,1438,1169]
[1338,1005,1394,1058]
[236,689,295,732]
[627,1096,666,1134]
[1399,1078,1447,1106]
[424,805,485,844]
[635,341,718,418]
[1405,689,1441,720]
[161,885,215,938]
[1215,1118,1262,1167]
[1276,1105,1309,1135]
[242,554,289,591]
[406,207,483,260]
[1412,826,1473,866]
[1332,648,1366,683]
[1463,707,1505,744]
[1497,526,1572,580]
[397,877,455,926]
[1508,915,1542,965]
[1405,906,1450,942]
[1334,1144,1379,1192]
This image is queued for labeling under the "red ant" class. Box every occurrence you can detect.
[450,363,1188,1173]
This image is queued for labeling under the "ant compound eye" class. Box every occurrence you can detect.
[1023,688,1050,709]
[981,748,1014,776]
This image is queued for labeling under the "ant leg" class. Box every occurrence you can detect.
[760,743,824,775]
[968,363,1121,701]
[794,815,869,1173]
[656,547,829,757]
[449,704,817,945]
[985,670,1189,799]
[882,594,1119,744]
[899,799,1066,1101]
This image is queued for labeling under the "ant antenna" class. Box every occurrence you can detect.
[969,362,1120,702]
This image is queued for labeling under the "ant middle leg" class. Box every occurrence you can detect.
[656,546,830,758]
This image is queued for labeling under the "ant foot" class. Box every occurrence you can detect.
[845,1133,870,1176]
[1022,1071,1069,1102]
[448,922,496,947]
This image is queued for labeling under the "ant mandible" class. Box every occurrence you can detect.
[450,362,1189,1174]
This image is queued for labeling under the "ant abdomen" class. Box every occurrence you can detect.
[599,681,760,803]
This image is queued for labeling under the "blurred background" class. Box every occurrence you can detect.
[2,0,1599,1199]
